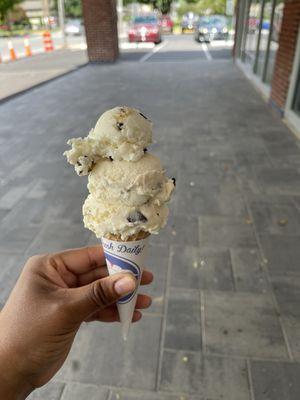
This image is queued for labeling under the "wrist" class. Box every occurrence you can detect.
[0,337,33,399]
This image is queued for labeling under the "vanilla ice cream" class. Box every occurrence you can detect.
[64,106,153,175]
[64,105,174,240]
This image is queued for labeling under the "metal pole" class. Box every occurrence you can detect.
[117,0,123,37]
[58,0,66,47]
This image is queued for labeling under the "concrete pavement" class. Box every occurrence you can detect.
[0,49,88,101]
[0,34,300,399]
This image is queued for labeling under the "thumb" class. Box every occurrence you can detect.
[66,273,137,322]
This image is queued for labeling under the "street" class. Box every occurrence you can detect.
[121,33,233,62]
[0,31,233,63]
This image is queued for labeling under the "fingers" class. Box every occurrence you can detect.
[86,308,142,323]
[78,267,153,287]
[53,246,106,275]
[67,272,137,320]
[85,294,151,323]
[140,270,154,285]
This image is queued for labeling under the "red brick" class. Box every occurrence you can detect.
[82,0,119,62]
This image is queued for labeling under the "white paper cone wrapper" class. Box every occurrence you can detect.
[101,235,150,340]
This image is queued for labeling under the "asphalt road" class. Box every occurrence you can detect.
[120,33,233,62]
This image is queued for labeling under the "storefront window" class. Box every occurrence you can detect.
[292,72,300,116]
[244,0,262,67]
[239,0,284,86]
[264,1,284,83]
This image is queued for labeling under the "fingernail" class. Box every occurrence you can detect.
[115,276,136,296]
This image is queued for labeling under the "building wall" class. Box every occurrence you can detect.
[270,0,300,110]
[82,0,119,62]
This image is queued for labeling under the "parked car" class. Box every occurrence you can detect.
[181,12,197,33]
[194,15,228,43]
[159,14,174,33]
[128,15,162,44]
[65,19,83,36]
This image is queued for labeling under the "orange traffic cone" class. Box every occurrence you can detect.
[8,41,16,61]
[43,31,54,52]
[24,37,32,57]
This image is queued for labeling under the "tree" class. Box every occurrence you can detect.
[65,0,82,18]
[177,0,226,16]
[0,0,22,24]
[123,0,173,14]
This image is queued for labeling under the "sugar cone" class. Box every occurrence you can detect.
[101,231,150,340]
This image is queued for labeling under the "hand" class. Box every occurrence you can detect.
[0,246,153,399]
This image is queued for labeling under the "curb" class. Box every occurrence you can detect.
[0,61,89,105]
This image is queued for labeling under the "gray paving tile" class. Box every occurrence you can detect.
[0,198,48,253]
[271,275,300,318]
[280,317,300,361]
[176,174,247,217]
[170,246,234,291]
[57,315,161,390]
[256,168,300,196]
[61,382,109,399]
[0,253,25,304]
[204,291,288,359]
[199,216,256,250]
[259,235,300,274]
[160,350,249,399]
[152,215,199,247]
[143,243,169,314]
[26,221,90,256]
[27,381,65,400]
[230,248,269,293]
[250,360,300,400]
[165,288,201,351]
[0,185,30,209]
[249,202,300,235]
[109,389,202,399]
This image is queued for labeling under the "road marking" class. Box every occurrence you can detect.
[139,41,168,62]
[201,42,212,61]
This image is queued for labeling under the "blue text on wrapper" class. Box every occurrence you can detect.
[104,250,141,304]
[102,241,145,256]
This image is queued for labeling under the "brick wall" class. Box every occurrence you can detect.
[82,0,119,62]
[270,0,300,110]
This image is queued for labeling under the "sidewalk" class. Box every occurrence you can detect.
[0,49,87,101]
[0,53,300,400]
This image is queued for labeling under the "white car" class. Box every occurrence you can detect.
[65,19,83,36]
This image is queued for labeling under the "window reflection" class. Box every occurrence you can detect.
[265,1,284,83]
[244,0,261,67]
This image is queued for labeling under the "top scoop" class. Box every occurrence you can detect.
[64,106,153,175]
[64,106,175,240]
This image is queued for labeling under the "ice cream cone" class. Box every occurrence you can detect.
[101,231,150,340]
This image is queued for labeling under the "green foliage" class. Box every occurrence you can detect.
[177,0,226,16]
[123,0,172,14]
[65,0,82,18]
[0,0,22,23]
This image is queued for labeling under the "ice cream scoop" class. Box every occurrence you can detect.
[83,153,174,239]
[64,106,153,175]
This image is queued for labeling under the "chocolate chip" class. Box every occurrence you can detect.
[77,161,82,166]
[78,170,83,175]
[172,177,176,186]
[127,211,148,223]
[109,156,113,161]
[116,122,124,130]
[84,155,88,158]
[144,148,147,153]
[139,112,148,120]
